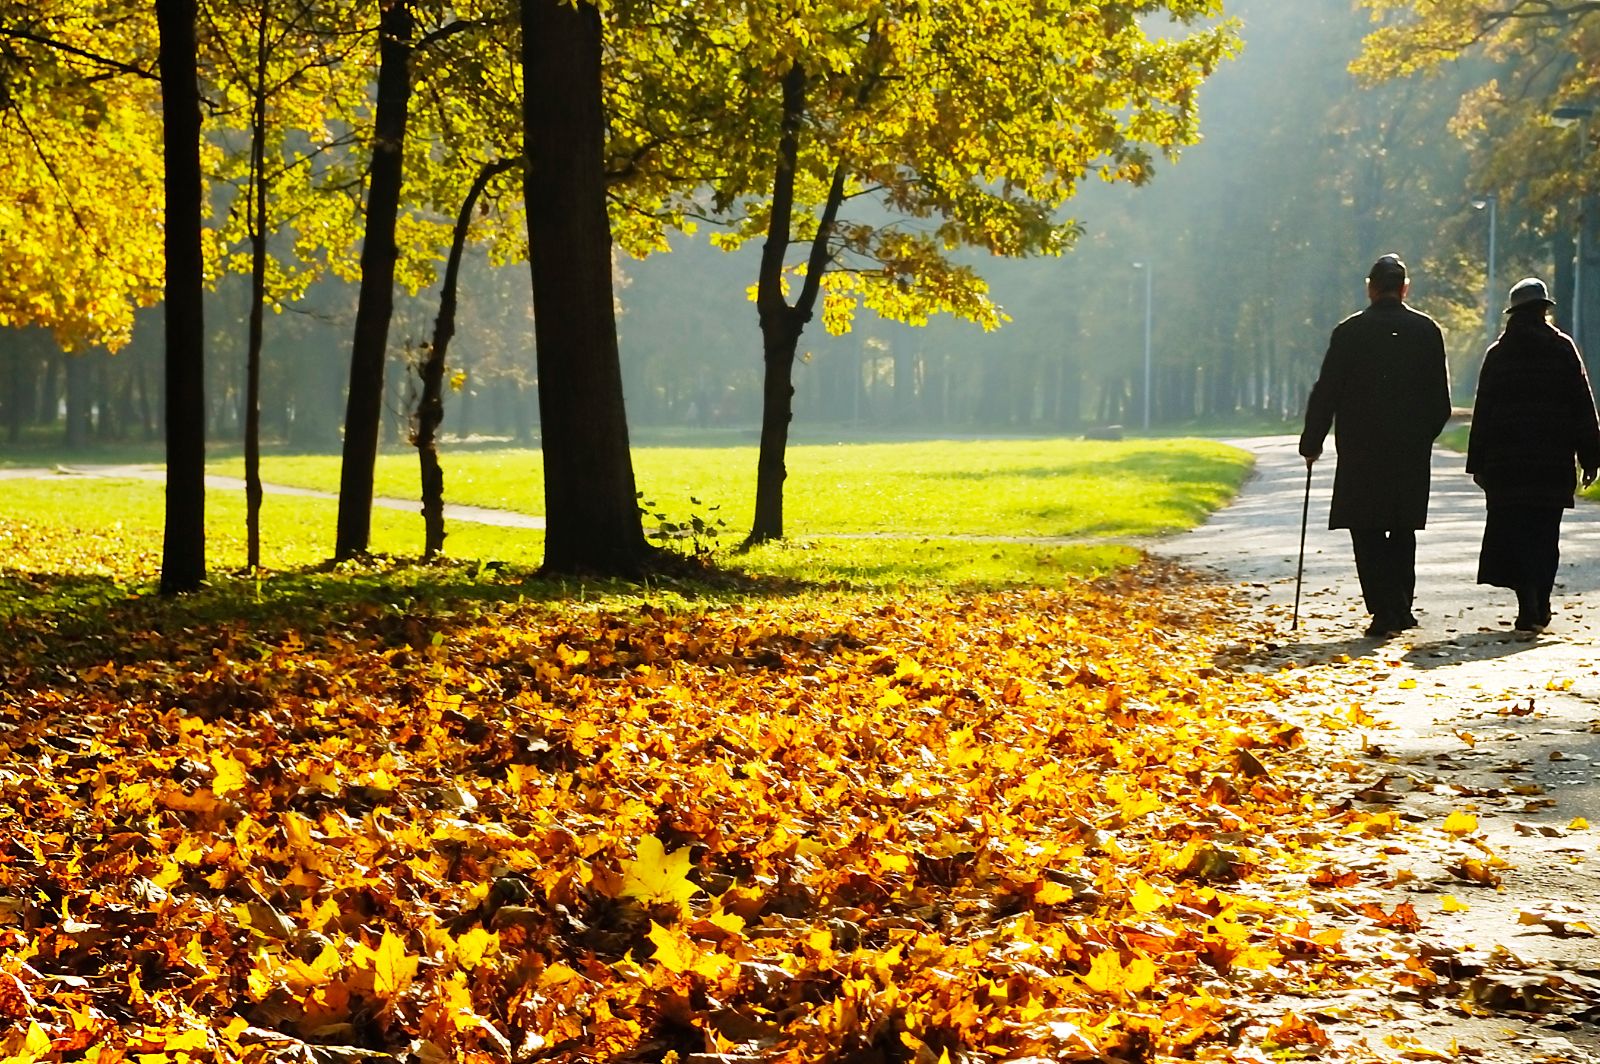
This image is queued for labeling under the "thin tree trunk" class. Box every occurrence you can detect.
[137,345,155,439]
[520,0,649,575]
[417,157,516,558]
[5,342,21,444]
[64,354,90,447]
[334,0,414,560]
[244,0,269,572]
[157,0,206,594]
[746,61,848,546]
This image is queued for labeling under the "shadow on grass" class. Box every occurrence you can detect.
[915,449,1249,485]
[0,558,817,678]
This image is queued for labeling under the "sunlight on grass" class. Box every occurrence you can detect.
[206,437,1251,539]
[0,477,546,580]
[3,438,1249,595]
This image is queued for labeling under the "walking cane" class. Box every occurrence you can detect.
[1292,460,1313,631]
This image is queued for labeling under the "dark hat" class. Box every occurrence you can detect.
[1505,276,1555,314]
[1368,253,1407,287]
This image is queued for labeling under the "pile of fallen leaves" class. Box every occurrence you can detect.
[1,566,1411,1063]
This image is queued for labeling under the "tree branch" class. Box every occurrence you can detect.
[0,26,155,80]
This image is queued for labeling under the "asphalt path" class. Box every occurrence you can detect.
[1156,435,1600,1061]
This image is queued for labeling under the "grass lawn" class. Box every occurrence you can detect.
[1,437,1243,605]
[1438,424,1469,452]
[205,437,1252,540]
[0,476,1139,603]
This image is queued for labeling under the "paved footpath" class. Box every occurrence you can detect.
[1156,436,1600,1061]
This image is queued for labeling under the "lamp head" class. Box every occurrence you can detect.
[1552,103,1595,126]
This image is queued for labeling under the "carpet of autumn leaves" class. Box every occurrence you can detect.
[1,566,1399,1064]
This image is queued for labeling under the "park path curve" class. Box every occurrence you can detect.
[1155,435,1600,1061]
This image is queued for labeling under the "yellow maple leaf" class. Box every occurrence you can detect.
[354,929,419,997]
[647,921,697,973]
[454,926,498,970]
[1129,878,1166,915]
[1440,895,1470,913]
[1570,817,1590,831]
[620,836,698,909]
[1083,950,1145,996]
[210,752,248,796]
[1442,810,1478,836]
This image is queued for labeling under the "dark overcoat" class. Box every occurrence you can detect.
[1466,313,1600,509]
[1299,297,1452,530]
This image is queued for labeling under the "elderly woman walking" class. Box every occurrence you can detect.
[1467,277,1600,632]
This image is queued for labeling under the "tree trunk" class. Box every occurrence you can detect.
[748,320,800,542]
[4,341,21,444]
[520,0,649,575]
[244,0,269,572]
[334,0,414,560]
[1582,196,1600,373]
[417,158,515,559]
[746,61,847,546]
[64,354,90,447]
[136,345,156,439]
[157,0,206,594]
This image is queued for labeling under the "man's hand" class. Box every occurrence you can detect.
[1303,453,1319,470]
[1584,467,1597,489]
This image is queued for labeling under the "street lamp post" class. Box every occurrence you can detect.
[1472,195,1497,350]
[1132,261,1152,431]
[1553,104,1595,347]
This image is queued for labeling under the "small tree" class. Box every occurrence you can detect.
[610,0,1238,544]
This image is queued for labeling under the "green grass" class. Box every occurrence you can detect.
[0,475,1139,596]
[0,476,546,579]
[205,437,1252,540]
[1,437,1247,611]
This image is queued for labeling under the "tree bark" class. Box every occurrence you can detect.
[4,341,21,444]
[334,0,414,560]
[244,0,269,572]
[746,62,847,546]
[157,0,206,595]
[417,158,516,559]
[520,0,649,575]
[64,354,90,447]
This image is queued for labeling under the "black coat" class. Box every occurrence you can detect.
[1299,298,1452,530]
[1466,313,1600,509]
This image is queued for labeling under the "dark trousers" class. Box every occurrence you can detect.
[1478,505,1562,622]
[1349,529,1416,620]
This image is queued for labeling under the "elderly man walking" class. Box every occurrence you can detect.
[1299,254,1453,638]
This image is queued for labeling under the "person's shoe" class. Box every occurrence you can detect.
[1364,616,1398,638]
[1394,612,1419,631]
[1513,615,1546,634]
